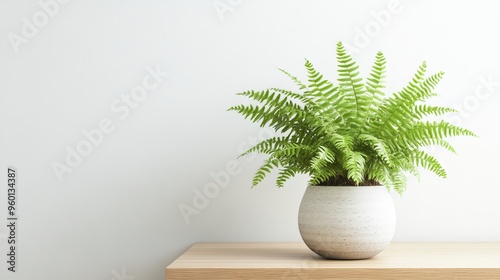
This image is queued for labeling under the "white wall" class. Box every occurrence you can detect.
[1,0,499,279]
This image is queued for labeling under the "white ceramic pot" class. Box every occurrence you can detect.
[298,185,396,260]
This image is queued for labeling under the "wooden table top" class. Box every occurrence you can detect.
[166,242,500,279]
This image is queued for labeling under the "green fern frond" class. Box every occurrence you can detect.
[311,146,336,170]
[303,59,346,125]
[273,142,312,158]
[252,158,280,187]
[409,121,477,139]
[269,88,308,104]
[227,99,305,133]
[279,68,307,90]
[343,152,366,184]
[389,170,407,194]
[276,166,302,188]
[371,64,441,135]
[420,138,457,154]
[411,150,447,178]
[365,51,386,121]
[336,42,367,126]
[229,42,477,192]
[412,104,458,119]
[238,136,289,157]
[330,134,354,152]
[309,167,338,186]
[358,134,391,165]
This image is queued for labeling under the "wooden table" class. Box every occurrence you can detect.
[166,242,500,279]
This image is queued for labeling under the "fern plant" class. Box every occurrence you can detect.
[228,42,476,194]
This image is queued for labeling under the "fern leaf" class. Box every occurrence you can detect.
[279,68,307,90]
[389,170,407,194]
[273,142,312,158]
[411,150,447,178]
[311,146,336,170]
[252,158,280,187]
[276,166,301,188]
[336,42,368,125]
[303,59,346,125]
[269,88,309,104]
[372,63,441,136]
[420,138,457,154]
[229,44,477,191]
[358,134,391,165]
[343,151,365,184]
[330,134,354,152]
[409,121,478,139]
[228,96,306,133]
[412,104,458,119]
[239,136,289,157]
[309,167,338,186]
[364,52,386,121]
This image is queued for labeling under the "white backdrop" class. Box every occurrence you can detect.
[1,0,499,279]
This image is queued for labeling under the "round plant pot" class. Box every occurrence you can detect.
[298,185,396,260]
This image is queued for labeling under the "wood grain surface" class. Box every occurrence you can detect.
[166,242,500,279]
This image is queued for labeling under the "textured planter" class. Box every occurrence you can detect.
[298,185,396,260]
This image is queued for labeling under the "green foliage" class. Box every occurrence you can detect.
[228,42,477,194]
